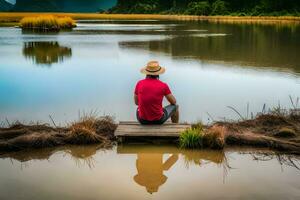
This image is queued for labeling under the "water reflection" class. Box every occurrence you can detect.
[64,146,98,168]
[0,144,105,169]
[0,144,299,199]
[119,22,300,74]
[182,149,225,168]
[134,153,178,193]
[23,42,72,66]
[117,145,226,193]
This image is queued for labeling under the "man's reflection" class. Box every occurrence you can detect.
[134,153,178,194]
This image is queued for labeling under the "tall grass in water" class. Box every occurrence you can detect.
[179,124,225,149]
[20,15,76,31]
[57,17,76,29]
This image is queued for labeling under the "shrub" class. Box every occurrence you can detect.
[20,15,76,31]
[211,0,228,15]
[185,1,211,16]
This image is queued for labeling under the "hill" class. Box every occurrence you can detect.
[13,0,117,12]
[0,0,13,11]
[110,0,300,16]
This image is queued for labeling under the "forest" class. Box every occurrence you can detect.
[2,0,117,12]
[1,0,299,16]
[110,0,300,16]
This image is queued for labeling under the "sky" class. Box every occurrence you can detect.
[5,0,15,4]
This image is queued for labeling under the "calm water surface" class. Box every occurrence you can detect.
[0,20,300,124]
[0,145,299,200]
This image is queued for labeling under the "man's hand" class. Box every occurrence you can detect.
[134,94,138,105]
[166,94,176,105]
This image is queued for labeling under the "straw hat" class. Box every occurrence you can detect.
[141,61,165,75]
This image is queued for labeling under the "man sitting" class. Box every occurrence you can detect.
[134,61,179,125]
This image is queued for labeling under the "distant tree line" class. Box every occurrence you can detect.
[109,0,300,16]
[1,0,117,12]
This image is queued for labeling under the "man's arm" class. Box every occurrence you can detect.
[166,94,176,105]
[134,94,138,105]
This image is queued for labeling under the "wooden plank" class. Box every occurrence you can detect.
[117,124,190,128]
[116,127,190,131]
[119,121,188,125]
[115,121,191,137]
[116,128,190,132]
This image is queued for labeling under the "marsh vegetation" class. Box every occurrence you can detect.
[0,107,299,154]
[20,15,76,31]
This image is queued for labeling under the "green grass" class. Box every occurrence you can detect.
[179,128,204,149]
[179,125,225,149]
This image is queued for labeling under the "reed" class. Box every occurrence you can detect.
[20,15,76,31]
[0,12,299,24]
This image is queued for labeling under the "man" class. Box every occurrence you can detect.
[134,61,179,125]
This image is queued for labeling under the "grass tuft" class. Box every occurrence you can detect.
[66,115,117,145]
[179,124,225,149]
[20,15,76,31]
[205,126,225,149]
[179,128,204,149]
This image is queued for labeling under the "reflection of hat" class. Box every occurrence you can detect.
[140,61,166,75]
[134,174,167,194]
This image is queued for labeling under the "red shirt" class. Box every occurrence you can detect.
[135,78,171,121]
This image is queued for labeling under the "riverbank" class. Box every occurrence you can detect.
[0,116,117,152]
[0,12,300,26]
[0,110,299,154]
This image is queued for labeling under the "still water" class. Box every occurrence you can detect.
[0,145,299,199]
[0,20,300,124]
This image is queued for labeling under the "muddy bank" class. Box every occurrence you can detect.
[0,111,299,154]
[0,116,117,153]
[218,111,300,154]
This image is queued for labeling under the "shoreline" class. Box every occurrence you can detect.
[0,111,299,155]
[0,12,300,24]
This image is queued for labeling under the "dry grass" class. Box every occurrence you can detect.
[66,115,117,145]
[274,127,297,138]
[0,115,117,152]
[20,15,76,31]
[0,12,299,24]
[205,126,225,149]
[57,16,76,29]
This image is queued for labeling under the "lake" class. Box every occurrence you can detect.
[0,145,299,200]
[0,20,300,124]
[0,19,300,200]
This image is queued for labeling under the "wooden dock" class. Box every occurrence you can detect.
[115,121,191,140]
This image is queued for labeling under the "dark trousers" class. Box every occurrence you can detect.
[136,104,177,125]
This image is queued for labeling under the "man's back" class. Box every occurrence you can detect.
[135,78,171,121]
